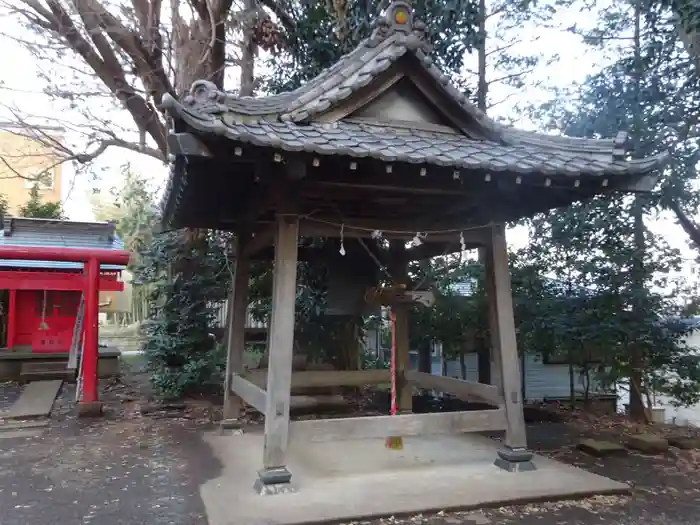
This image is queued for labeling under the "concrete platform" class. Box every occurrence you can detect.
[201,429,629,525]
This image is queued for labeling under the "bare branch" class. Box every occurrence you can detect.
[487,68,537,87]
[0,0,293,174]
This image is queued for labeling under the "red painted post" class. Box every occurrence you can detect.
[6,289,17,349]
[80,257,100,405]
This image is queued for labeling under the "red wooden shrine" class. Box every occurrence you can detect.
[0,245,130,410]
[2,270,124,353]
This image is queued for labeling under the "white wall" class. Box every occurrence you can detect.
[436,353,607,401]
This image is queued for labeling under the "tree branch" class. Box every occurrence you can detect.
[667,198,700,250]
[72,138,165,164]
[488,68,537,86]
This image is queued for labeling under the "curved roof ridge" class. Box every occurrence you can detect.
[176,33,407,121]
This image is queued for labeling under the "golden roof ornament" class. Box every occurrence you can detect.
[368,0,428,49]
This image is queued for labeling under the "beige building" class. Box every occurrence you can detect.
[0,125,64,213]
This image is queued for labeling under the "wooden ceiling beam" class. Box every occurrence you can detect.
[305,180,470,197]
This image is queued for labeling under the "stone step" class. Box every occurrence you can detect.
[20,361,75,381]
[668,436,700,450]
[626,434,669,454]
[577,438,628,457]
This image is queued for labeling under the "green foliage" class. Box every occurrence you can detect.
[91,166,232,399]
[134,229,233,399]
[265,0,481,94]
[530,1,700,230]
[92,166,160,269]
[407,253,583,366]
[360,341,389,370]
[18,185,64,219]
[521,191,700,405]
[407,256,478,360]
[0,194,8,218]
[508,0,700,410]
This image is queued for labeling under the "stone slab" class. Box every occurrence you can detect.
[201,430,629,525]
[5,380,62,419]
[0,418,49,440]
[667,436,700,450]
[0,420,50,432]
[626,434,669,454]
[0,429,45,439]
[577,438,628,457]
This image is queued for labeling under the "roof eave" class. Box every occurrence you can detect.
[614,174,660,192]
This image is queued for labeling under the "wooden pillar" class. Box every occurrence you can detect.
[389,240,412,413]
[394,304,412,411]
[485,225,535,472]
[6,289,17,349]
[78,257,101,415]
[481,248,502,391]
[223,234,251,423]
[255,214,299,494]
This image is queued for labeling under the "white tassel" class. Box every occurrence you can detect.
[339,224,346,256]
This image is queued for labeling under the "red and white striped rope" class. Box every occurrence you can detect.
[389,309,397,417]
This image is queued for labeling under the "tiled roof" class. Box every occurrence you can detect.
[166,116,660,176]
[162,1,667,179]
[0,217,126,271]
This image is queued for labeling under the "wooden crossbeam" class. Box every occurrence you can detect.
[364,285,435,307]
[288,408,508,443]
[245,369,390,389]
[405,371,504,406]
[230,373,268,413]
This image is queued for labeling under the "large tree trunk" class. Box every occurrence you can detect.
[629,4,649,424]
[334,316,361,370]
[474,0,493,385]
[476,0,488,113]
[239,0,258,96]
[675,0,700,75]
[667,2,700,251]
[172,0,232,93]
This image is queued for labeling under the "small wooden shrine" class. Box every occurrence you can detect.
[161,1,665,493]
[0,217,130,414]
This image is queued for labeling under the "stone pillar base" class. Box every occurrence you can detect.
[253,467,296,495]
[494,446,536,472]
[76,401,103,418]
[219,418,244,435]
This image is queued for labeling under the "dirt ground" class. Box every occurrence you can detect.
[1,362,699,525]
[0,361,214,525]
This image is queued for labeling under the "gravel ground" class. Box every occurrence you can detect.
[0,368,217,525]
